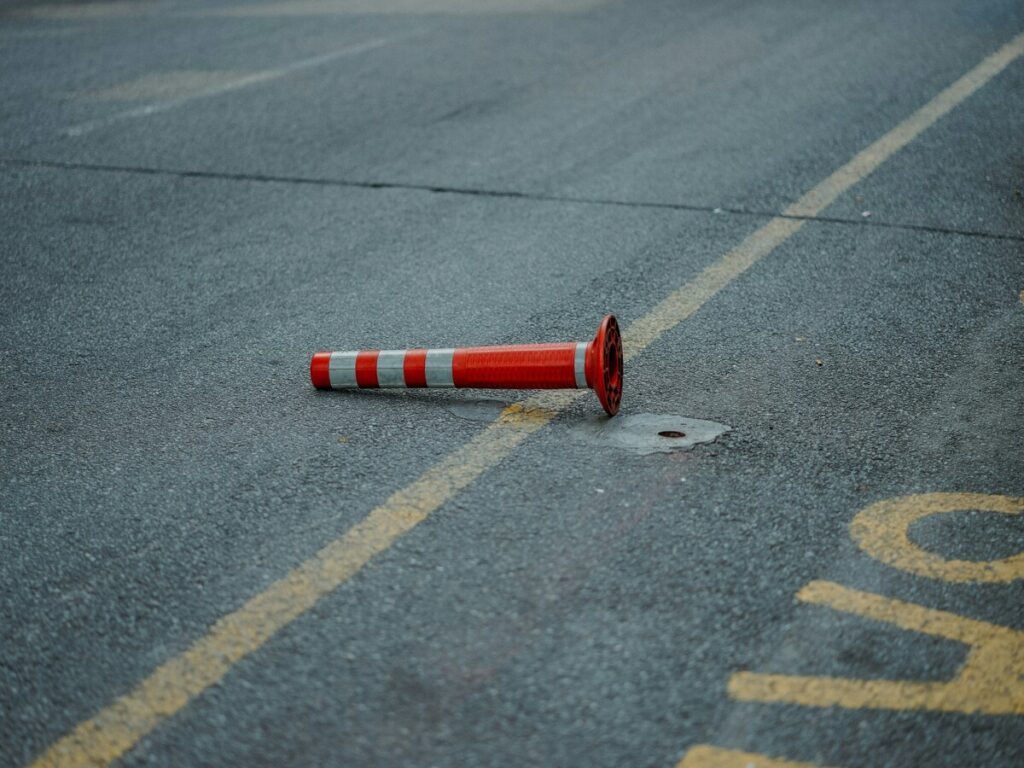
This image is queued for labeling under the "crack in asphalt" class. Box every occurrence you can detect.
[3,155,1022,244]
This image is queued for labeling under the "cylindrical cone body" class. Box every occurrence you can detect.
[311,342,589,391]
[310,314,622,415]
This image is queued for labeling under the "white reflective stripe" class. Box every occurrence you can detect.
[328,351,358,388]
[574,342,588,388]
[424,348,455,387]
[376,350,407,388]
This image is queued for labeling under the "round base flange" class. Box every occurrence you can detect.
[589,314,623,416]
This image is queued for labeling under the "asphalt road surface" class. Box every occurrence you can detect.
[2,1,1024,766]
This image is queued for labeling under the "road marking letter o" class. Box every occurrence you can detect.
[850,492,1024,582]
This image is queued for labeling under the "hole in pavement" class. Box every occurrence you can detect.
[658,430,686,438]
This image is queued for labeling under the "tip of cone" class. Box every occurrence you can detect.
[310,352,331,389]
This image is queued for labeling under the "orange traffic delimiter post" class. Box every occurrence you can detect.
[311,314,623,415]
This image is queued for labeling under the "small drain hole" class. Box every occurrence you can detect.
[658,430,686,438]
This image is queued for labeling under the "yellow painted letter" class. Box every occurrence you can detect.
[850,492,1024,582]
[729,581,1024,715]
[677,745,828,768]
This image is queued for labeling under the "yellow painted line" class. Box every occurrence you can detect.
[626,31,1024,361]
[729,580,1024,715]
[850,492,1024,582]
[677,745,827,768]
[30,398,570,768]
[29,29,1024,768]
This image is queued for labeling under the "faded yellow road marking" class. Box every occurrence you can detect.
[729,580,1024,715]
[78,71,250,103]
[10,2,153,20]
[63,34,410,138]
[29,29,1024,768]
[678,745,828,768]
[851,493,1024,582]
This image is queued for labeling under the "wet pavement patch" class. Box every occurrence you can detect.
[572,413,730,455]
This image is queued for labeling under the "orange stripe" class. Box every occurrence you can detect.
[355,350,379,388]
[404,349,428,387]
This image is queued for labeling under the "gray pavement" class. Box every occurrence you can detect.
[1,1,1023,766]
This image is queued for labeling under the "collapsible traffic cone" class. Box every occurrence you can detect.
[311,314,623,415]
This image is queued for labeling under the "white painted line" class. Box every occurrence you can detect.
[63,33,414,138]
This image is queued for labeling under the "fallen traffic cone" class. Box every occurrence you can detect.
[311,314,623,415]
